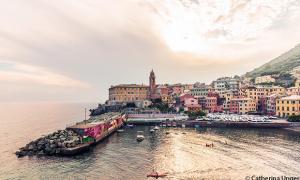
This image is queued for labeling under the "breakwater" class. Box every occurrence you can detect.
[15,112,126,157]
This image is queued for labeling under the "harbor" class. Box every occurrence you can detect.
[16,110,295,158]
[126,113,291,128]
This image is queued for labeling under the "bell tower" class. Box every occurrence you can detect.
[149,69,156,99]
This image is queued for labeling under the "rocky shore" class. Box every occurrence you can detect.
[15,129,81,158]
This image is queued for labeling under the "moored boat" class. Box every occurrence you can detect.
[136,131,145,142]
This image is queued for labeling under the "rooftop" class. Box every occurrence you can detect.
[281,95,300,100]
[110,84,149,88]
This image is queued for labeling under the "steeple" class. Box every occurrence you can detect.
[149,69,156,99]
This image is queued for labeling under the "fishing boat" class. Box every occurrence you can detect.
[136,131,145,142]
[126,124,134,128]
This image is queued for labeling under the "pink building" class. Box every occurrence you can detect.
[205,96,218,113]
[156,85,169,96]
[184,97,201,112]
[179,94,194,104]
[171,85,184,96]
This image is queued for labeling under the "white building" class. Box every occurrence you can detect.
[255,75,275,84]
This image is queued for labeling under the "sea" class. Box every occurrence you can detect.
[0,103,300,180]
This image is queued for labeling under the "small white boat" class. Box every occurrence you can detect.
[150,129,155,133]
[154,126,159,130]
[117,129,124,133]
[136,131,145,142]
[182,124,186,128]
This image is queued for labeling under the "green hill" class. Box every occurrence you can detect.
[246,44,300,78]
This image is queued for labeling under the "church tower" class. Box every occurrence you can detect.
[149,69,156,99]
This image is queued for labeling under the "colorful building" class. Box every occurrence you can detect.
[266,94,280,116]
[276,95,300,117]
[240,86,286,112]
[184,97,201,112]
[230,97,256,115]
[205,96,218,113]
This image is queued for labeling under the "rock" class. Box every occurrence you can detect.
[37,150,45,156]
[45,146,51,153]
[27,151,34,156]
[16,150,27,158]
[55,149,61,154]
[28,144,34,151]
[50,144,57,149]
[57,142,62,147]
[49,149,55,155]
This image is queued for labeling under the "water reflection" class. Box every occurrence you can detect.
[0,103,300,179]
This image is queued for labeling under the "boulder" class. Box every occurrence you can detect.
[37,150,45,156]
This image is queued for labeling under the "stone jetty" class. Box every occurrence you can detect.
[15,129,81,158]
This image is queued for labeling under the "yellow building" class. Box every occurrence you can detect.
[109,84,149,102]
[276,95,300,117]
[240,86,286,102]
[161,94,172,104]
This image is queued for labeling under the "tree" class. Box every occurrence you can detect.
[187,110,206,120]
[126,102,136,108]
[288,115,300,122]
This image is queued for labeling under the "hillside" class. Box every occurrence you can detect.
[246,44,300,78]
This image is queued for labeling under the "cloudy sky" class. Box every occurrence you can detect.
[1,0,300,103]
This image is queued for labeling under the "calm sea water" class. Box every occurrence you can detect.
[0,103,300,180]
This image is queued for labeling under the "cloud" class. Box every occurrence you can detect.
[0,60,90,88]
[0,0,300,102]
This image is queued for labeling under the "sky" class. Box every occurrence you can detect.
[1,0,300,103]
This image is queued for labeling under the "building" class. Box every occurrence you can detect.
[222,90,239,112]
[205,96,218,113]
[286,87,300,96]
[230,97,256,115]
[156,85,169,96]
[184,97,201,112]
[109,84,149,103]
[276,95,300,117]
[212,77,241,97]
[255,75,275,84]
[266,94,280,116]
[190,84,214,97]
[240,85,286,112]
[161,94,172,104]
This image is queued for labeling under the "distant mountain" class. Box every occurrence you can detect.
[246,44,300,78]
